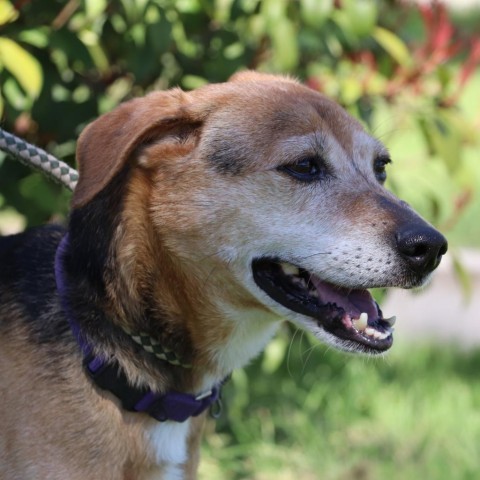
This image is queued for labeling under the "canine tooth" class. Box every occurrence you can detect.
[384,315,397,327]
[280,262,300,276]
[352,312,368,331]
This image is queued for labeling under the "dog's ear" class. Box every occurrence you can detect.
[72,88,195,209]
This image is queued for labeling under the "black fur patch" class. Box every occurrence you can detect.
[67,165,131,296]
[0,224,71,345]
[62,165,134,353]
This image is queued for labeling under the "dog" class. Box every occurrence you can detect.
[0,71,447,479]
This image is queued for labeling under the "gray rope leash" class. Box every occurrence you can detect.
[0,127,78,191]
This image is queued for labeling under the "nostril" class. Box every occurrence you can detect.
[400,240,429,259]
[395,226,448,274]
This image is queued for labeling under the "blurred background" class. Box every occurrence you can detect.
[0,0,479,478]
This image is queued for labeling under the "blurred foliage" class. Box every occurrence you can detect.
[201,329,480,479]
[0,0,479,242]
[1,2,480,477]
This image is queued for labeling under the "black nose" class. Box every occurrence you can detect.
[395,224,448,275]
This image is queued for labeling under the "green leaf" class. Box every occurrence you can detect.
[18,28,50,48]
[300,0,333,28]
[0,0,18,25]
[3,76,29,109]
[78,30,109,72]
[343,0,377,38]
[85,0,107,18]
[0,37,42,98]
[181,74,208,90]
[421,111,462,174]
[372,26,412,67]
[261,0,287,22]
[212,0,235,23]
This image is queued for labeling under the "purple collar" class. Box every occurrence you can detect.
[54,234,223,423]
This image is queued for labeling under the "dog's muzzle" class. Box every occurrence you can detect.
[251,222,447,354]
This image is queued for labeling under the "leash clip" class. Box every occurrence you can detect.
[209,396,223,419]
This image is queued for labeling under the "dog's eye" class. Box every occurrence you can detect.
[279,156,329,182]
[374,156,391,183]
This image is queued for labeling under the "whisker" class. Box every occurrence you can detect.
[301,342,319,375]
[299,330,309,373]
[286,327,300,379]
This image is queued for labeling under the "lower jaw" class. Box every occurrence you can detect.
[303,306,394,354]
[322,324,393,353]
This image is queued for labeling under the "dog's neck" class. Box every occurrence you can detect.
[55,233,230,425]
[57,253,193,399]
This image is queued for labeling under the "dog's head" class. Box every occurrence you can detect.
[71,72,447,375]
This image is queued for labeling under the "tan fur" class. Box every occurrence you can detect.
[0,71,445,479]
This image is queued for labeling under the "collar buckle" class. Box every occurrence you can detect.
[134,387,220,423]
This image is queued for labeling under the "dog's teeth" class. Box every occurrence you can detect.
[359,312,368,327]
[364,327,376,337]
[352,312,368,331]
[280,262,300,276]
[373,330,383,339]
[377,331,390,340]
[384,315,397,327]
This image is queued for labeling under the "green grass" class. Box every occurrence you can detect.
[200,330,480,479]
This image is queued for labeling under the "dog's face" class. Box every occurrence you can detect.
[73,72,447,374]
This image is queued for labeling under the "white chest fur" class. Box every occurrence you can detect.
[144,419,190,479]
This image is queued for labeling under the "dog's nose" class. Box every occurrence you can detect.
[395,224,448,275]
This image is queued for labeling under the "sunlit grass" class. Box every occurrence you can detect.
[201,331,480,479]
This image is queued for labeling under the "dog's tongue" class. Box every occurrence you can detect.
[310,277,378,319]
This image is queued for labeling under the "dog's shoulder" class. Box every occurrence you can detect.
[0,224,68,338]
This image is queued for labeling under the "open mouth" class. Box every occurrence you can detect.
[252,258,396,353]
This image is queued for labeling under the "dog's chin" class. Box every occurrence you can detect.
[251,258,398,355]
